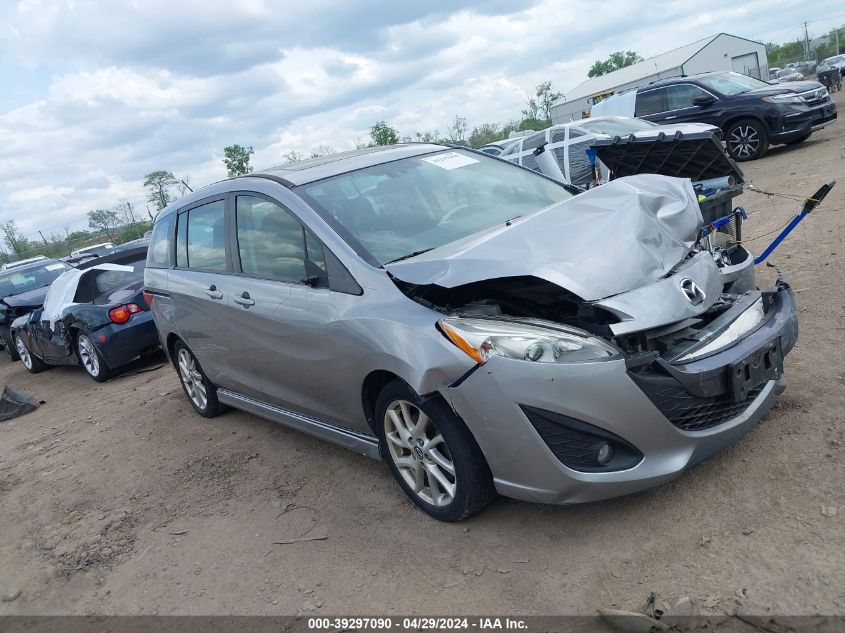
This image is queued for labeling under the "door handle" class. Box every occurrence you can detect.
[205,285,223,300]
[233,292,255,307]
[663,115,678,120]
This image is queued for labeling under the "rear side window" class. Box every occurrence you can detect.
[185,200,227,271]
[236,196,307,283]
[146,213,175,269]
[635,88,668,116]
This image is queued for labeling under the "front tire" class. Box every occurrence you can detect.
[375,380,496,521]
[725,118,769,161]
[173,340,223,417]
[76,333,114,382]
[14,334,46,374]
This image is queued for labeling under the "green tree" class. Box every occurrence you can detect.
[143,170,178,212]
[518,117,548,132]
[369,121,400,146]
[587,51,643,78]
[468,123,502,148]
[0,219,30,255]
[88,209,120,238]
[522,81,563,123]
[222,144,255,177]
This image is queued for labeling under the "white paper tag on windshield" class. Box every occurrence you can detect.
[421,152,479,170]
[45,263,65,271]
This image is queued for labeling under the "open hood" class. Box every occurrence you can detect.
[386,175,703,302]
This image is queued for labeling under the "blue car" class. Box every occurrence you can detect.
[11,246,160,381]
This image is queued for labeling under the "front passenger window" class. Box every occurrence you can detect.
[667,85,709,110]
[236,196,307,283]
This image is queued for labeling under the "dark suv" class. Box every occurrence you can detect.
[621,72,836,160]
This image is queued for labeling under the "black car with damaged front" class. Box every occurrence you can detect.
[0,259,73,361]
[10,246,160,381]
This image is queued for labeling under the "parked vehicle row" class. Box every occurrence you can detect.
[1,246,160,381]
[591,71,837,160]
[141,144,798,521]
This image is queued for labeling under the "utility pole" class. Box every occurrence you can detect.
[38,230,49,246]
[804,22,810,60]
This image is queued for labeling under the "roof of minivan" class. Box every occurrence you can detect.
[154,143,455,220]
[254,143,446,186]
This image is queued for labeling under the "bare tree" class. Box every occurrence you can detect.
[282,150,306,164]
[309,145,336,158]
[176,175,193,196]
[446,115,468,145]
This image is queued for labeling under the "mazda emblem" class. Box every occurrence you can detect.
[680,278,706,305]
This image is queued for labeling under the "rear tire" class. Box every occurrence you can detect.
[725,118,769,161]
[14,334,47,374]
[76,332,115,382]
[3,329,20,361]
[173,340,224,418]
[375,380,496,521]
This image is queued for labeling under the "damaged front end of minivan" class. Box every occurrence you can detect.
[386,174,798,504]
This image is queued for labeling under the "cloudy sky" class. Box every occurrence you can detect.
[1,0,842,239]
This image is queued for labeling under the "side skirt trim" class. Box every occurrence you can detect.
[217,389,381,460]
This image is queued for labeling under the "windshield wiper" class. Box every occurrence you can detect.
[384,248,435,265]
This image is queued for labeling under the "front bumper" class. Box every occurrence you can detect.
[770,99,837,142]
[443,284,798,505]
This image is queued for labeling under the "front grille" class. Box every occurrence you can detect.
[631,373,766,432]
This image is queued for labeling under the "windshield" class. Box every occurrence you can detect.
[825,55,844,65]
[698,72,769,95]
[578,118,656,135]
[0,262,70,299]
[297,149,574,265]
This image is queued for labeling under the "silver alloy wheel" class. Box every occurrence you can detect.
[177,348,208,410]
[15,336,32,370]
[77,334,100,377]
[384,399,456,507]
[728,125,760,158]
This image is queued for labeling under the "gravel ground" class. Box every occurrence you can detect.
[0,90,843,616]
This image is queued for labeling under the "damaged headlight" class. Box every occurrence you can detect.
[438,318,619,365]
[677,297,767,361]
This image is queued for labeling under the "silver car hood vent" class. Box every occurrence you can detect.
[386,174,704,303]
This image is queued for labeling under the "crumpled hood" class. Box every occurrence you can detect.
[1,285,49,309]
[386,174,703,302]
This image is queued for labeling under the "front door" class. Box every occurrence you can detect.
[228,194,363,429]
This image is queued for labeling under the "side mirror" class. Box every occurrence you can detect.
[693,95,716,107]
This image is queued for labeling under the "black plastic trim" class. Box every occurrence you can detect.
[520,405,643,472]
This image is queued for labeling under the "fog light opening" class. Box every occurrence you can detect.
[597,442,614,465]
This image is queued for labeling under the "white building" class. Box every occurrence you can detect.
[551,33,768,123]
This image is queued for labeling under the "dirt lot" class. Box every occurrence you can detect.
[1,92,843,617]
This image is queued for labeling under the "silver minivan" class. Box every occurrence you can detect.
[145,144,797,521]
